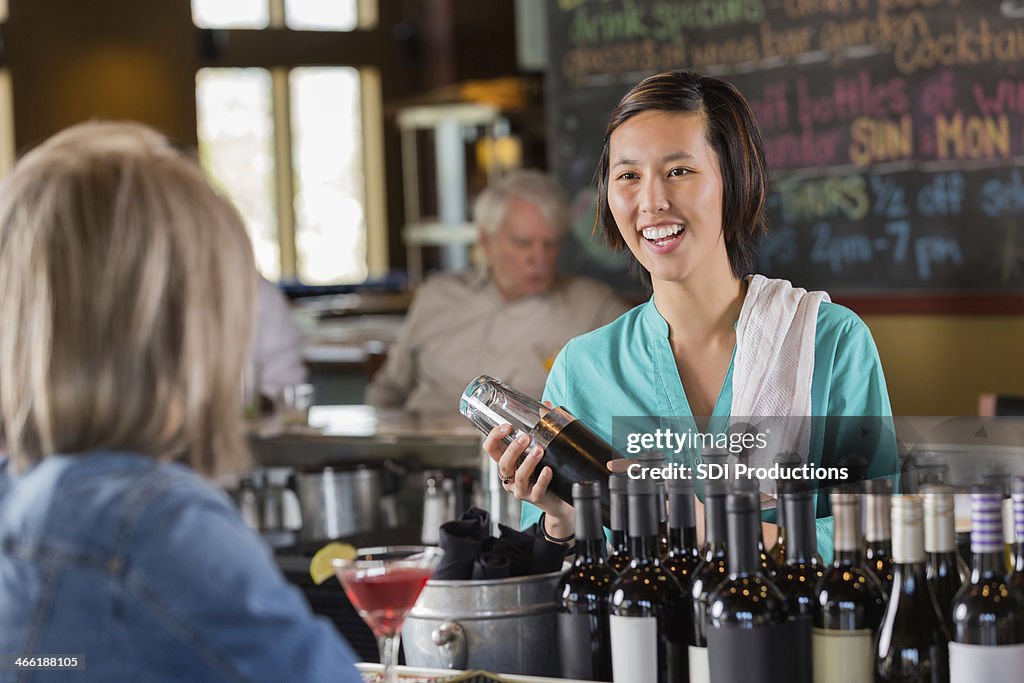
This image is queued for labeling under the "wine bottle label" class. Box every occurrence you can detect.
[557,612,605,680]
[812,628,873,683]
[610,615,657,683]
[793,614,813,683]
[707,620,799,682]
[950,642,1024,682]
[688,645,710,683]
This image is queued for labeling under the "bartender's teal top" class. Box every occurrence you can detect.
[522,297,900,564]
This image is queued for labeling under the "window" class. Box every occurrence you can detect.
[192,0,364,31]
[191,0,268,30]
[0,0,7,22]
[196,68,277,278]
[285,0,358,31]
[290,67,366,283]
[192,0,385,284]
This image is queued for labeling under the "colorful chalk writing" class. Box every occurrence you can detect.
[546,0,1024,291]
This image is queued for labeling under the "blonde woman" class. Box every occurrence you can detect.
[0,122,361,681]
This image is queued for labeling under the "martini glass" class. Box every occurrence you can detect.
[333,546,444,683]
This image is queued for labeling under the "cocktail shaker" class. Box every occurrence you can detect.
[459,375,621,525]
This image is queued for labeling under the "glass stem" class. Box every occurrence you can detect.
[378,633,400,683]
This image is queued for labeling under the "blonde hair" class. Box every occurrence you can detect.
[0,121,256,476]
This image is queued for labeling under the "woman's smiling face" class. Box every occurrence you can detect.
[607,110,729,286]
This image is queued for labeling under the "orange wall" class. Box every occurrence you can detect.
[864,315,1024,415]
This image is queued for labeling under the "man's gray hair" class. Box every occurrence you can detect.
[473,170,569,237]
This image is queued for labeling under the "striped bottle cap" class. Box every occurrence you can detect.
[1013,477,1024,544]
[970,488,1004,554]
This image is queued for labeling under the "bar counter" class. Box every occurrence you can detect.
[249,404,483,471]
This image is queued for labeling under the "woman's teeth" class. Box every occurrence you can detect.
[642,225,683,242]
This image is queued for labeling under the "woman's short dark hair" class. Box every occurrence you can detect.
[594,70,769,286]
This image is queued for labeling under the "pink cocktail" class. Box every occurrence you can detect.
[334,546,443,683]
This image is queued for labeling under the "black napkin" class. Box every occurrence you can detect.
[432,508,567,580]
[434,507,490,580]
[487,525,534,576]
[471,551,512,580]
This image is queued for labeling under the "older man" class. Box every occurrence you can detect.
[367,170,629,413]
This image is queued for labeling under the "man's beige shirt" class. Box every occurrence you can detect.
[366,271,630,413]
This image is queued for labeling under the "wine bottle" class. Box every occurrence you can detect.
[768,495,786,568]
[688,477,729,683]
[729,463,778,577]
[772,479,821,683]
[949,487,1024,681]
[876,495,951,682]
[636,450,671,559]
[706,490,794,682]
[922,485,964,631]
[558,482,615,681]
[1004,497,1016,574]
[813,491,885,683]
[607,474,631,574]
[864,478,895,592]
[608,466,687,682]
[1011,477,1024,592]
[768,452,803,567]
[663,476,701,586]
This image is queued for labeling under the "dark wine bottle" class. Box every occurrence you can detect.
[1011,477,1024,593]
[663,476,701,586]
[768,495,786,568]
[876,495,950,682]
[813,491,886,683]
[607,474,631,575]
[706,490,794,682]
[922,485,964,632]
[688,477,729,683]
[864,478,895,592]
[729,462,778,577]
[949,487,1024,680]
[768,452,803,567]
[636,451,671,559]
[557,482,614,681]
[772,480,822,683]
[608,466,687,682]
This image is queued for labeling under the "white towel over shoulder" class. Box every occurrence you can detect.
[730,275,830,493]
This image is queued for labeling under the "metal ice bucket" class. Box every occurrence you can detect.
[401,569,563,677]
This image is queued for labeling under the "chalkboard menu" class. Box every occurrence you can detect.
[545,0,1024,299]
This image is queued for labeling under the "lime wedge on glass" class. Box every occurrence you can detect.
[309,542,357,585]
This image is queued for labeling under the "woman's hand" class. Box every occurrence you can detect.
[606,458,637,475]
[482,422,574,538]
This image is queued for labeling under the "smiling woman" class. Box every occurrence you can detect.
[481,71,900,571]
[605,110,729,287]
[595,72,768,290]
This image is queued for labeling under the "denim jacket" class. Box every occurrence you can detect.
[0,451,362,682]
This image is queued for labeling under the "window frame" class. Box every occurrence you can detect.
[0,69,14,178]
[0,11,12,177]
[195,0,389,283]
